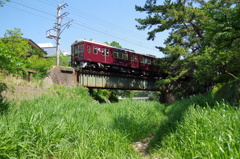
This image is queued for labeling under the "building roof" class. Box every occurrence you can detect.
[23,38,47,55]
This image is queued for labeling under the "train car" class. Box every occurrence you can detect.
[71,40,158,76]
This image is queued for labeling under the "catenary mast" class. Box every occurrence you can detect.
[46,3,72,66]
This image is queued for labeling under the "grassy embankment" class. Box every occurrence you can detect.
[0,85,239,158]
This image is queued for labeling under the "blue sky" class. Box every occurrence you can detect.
[0,0,168,57]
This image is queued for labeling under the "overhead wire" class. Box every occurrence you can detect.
[37,0,160,50]
[5,3,55,21]
[7,0,161,53]
[70,21,157,51]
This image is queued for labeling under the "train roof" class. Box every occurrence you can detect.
[72,39,156,58]
[72,39,113,47]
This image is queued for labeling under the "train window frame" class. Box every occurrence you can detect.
[74,45,78,55]
[94,46,98,54]
[113,51,118,58]
[102,48,105,56]
[101,48,109,56]
[118,52,123,59]
[87,45,91,53]
[123,53,128,60]
[146,58,151,64]
[78,45,84,54]
[131,54,136,62]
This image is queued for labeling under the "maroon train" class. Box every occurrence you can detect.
[71,40,159,76]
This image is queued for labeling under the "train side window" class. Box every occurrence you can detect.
[131,54,136,62]
[123,53,128,60]
[146,58,151,64]
[106,49,109,56]
[94,46,98,54]
[113,51,118,58]
[102,48,106,56]
[118,52,123,59]
[140,57,144,63]
[87,45,91,53]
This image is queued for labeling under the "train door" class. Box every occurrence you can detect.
[130,53,138,69]
[85,44,92,61]
[102,47,111,64]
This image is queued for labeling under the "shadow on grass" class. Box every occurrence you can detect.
[112,114,149,142]
[149,93,217,149]
[0,83,11,115]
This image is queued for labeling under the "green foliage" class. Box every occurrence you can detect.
[104,41,122,48]
[0,28,70,78]
[89,88,119,103]
[0,83,10,115]
[26,53,70,78]
[136,0,240,98]
[3,28,31,59]
[59,53,70,67]
[148,91,161,101]
[0,40,27,75]
[152,102,240,158]
[213,80,240,105]
[0,28,47,75]
[0,28,30,74]
[118,90,133,98]
[0,0,9,7]
[0,84,239,158]
[26,55,52,78]
[0,86,164,158]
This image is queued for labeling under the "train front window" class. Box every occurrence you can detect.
[75,44,84,55]
[74,45,78,54]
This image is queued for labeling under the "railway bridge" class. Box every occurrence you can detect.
[48,66,175,103]
[76,70,161,90]
[49,66,162,90]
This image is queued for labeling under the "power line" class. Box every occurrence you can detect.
[11,1,56,17]
[70,21,157,51]
[7,0,161,54]
[38,0,158,47]
[5,4,54,21]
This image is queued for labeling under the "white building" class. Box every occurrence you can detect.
[37,43,70,56]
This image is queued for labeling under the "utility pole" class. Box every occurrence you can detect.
[46,3,72,66]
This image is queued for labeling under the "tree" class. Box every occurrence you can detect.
[196,1,240,83]
[0,0,9,7]
[135,0,240,98]
[0,28,30,74]
[3,28,32,59]
[104,41,122,48]
[0,28,52,77]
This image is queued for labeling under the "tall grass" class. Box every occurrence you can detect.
[0,86,164,158]
[150,96,240,159]
[1,85,239,158]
